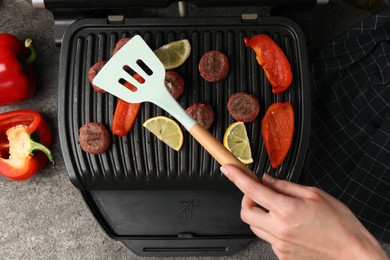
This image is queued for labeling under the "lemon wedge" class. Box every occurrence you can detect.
[143,116,184,151]
[154,39,191,70]
[223,122,253,165]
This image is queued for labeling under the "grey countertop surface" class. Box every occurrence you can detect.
[0,0,389,259]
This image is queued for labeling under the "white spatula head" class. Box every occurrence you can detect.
[93,35,166,104]
[92,35,196,130]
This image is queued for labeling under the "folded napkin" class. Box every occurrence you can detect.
[305,12,390,242]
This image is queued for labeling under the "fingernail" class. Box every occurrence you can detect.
[220,166,229,176]
[262,173,274,184]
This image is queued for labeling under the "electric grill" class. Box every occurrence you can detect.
[34,0,319,256]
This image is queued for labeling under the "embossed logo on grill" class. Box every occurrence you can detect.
[178,200,195,219]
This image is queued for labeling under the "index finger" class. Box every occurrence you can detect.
[220,164,287,211]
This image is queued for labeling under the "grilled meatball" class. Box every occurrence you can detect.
[112,37,131,56]
[198,50,229,82]
[165,71,184,100]
[227,92,259,122]
[79,122,111,154]
[186,103,215,130]
[88,61,107,93]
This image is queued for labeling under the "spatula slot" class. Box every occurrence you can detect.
[123,65,137,76]
[118,78,138,92]
[136,59,153,76]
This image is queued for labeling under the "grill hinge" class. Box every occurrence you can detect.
[107,15,125,24]
[240,6,272,22]
[53,16,78,46]
[241,13,260,22]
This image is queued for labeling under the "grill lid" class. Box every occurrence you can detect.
[33,0,327,45]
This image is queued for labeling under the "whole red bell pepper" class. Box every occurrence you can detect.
[0,33,37,106]
[244,34,293,94]
[0,110,54,181]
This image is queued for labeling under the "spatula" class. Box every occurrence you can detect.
[93,35,257,180]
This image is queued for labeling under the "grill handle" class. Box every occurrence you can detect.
[33,0,328,10]
[122,237,256,257]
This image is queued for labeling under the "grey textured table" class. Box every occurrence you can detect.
[0,0,389,259]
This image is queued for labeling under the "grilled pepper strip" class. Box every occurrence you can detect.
[112,74,144,136]
[112,100,141,136]
[244,34,292,94]
[0,110,54,181]
[0,34,37,106]
[262,102,294,168]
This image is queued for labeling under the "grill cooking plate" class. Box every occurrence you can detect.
[59,16,310,190]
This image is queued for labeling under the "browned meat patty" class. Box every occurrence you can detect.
[112,37,131,56]
[198,50,229,82]
[79,122,111,154]
[186,102,215,130]
[165,71,184,100]
[227,92,260,122]
[88,61,107,93]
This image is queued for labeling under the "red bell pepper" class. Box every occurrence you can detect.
[262,102,294,168]
[244,34,293,94]
[0,33,37,106]
[0,110,54,181]
[112,74,143,136]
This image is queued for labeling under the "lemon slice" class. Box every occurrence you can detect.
[223,122,253,165]
[154,39,191,70]
[143,116,184,151]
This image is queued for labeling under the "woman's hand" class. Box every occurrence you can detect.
[220,164,388,260]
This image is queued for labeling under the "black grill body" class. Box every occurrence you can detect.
[58,16,310,256]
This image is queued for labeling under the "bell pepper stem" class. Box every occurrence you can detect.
[24,38,37,64]
[29,138,55,166]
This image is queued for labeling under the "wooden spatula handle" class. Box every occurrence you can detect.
[189,123,259,181]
